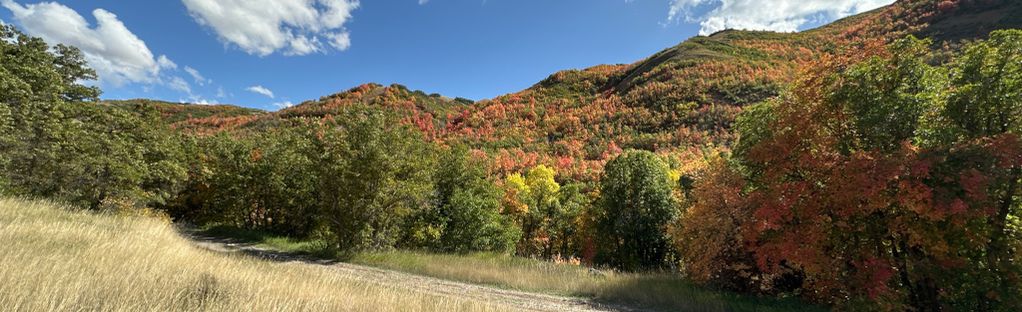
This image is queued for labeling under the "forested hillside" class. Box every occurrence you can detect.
[3,0,1022,310]
[105,99,263,125]
[149,0,1022,181]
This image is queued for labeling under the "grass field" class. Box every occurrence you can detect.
[0,198,512,312]
[202,225,823,312]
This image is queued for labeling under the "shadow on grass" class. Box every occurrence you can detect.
[593,274,825,312]
[190,224,340,260]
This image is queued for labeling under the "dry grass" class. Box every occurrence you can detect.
[0,198,511,312]
[352,251,822,312]
[200,225,822,311]
[352,252,605,296]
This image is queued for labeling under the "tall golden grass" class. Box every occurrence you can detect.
[352,251,605,296]
[352,251,822,312]
[0,198,509,312]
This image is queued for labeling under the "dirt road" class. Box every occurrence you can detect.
[183,230,633,312]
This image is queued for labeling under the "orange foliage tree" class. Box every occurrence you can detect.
[681,32,1022,310]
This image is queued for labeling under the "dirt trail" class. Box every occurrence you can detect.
[182,229,633,312]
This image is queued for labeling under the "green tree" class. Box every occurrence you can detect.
[440,179,521,253]
[317,107,437,252]
[595,150,678,270]
[68,104,187,210]
[403,145,520,253]
[255,127,320,236]
[0,25,99,198]
[0,25,185,209]
[191,126,320,235]
[549,182,589,258]
[182,133,258,226]
[930,29,1022,303]
[0,98,13,191]
[939,30,1022,140]
[829,36,936,152]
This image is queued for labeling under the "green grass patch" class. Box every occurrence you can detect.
[197,225,334,258]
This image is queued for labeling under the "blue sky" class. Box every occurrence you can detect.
[0,0,893,110]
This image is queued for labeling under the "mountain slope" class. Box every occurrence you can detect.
[104,99,265,133]
[159,0,1022,180]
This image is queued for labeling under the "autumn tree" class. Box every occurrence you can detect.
[699,33,1022,309]
[504,165,563,257]
[673,156,764,292]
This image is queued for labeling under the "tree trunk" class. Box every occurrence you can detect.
[891,238,917,309]
[989,167,1020,283]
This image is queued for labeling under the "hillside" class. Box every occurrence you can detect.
[103,99,265,132]
[5,1,1021,309]
[150,0,1022,180]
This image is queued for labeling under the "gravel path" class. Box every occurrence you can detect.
[182,229,632,312]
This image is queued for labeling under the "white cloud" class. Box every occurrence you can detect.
[324,31,350,50]
[180,96,214,105]
[216,86,228,98]
[184,66,212,85]
[246,85,275,98]
[273,101,294,109]
[168,75,220,105]
[667,0,894,35]
[418,0,429,4]
[1,0,175,86]
[167,76,192,94]
[181,0,360,56]
[157,55,177,70]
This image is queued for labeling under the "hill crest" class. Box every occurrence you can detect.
[140,0,1022,179]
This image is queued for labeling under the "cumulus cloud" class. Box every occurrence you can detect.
[1,0,176,86]
[667,0,894,35]
[246,85,275,98]
[182,0,360,56]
